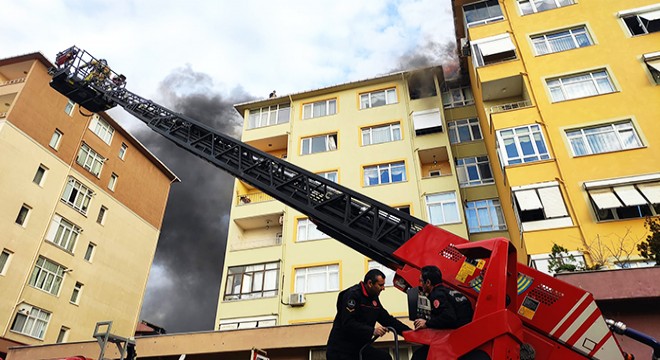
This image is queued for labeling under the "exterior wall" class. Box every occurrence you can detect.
[216,68,474,331]
[0,54,176,351]
[454,0,660,266]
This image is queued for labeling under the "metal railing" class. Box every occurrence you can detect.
[489,100,532,114]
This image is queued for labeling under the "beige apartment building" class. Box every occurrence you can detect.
[214,65,509,348]
[0,52,177,356]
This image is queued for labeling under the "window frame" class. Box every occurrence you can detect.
[15,204,31,227]
[247,103,291,129]
[294,263,340,294]
[218,315,277,331]
[108,173,118,191]
[70,282,83,304]
[465,199,507,233]
[84,243,96,262]
[619,5,660,36]
[512,182,572,231]
[56,326,70,343]
[97,206,108,225]
[363,161,407,187]
[29,256,66,296]
[471,33,517,67]
[89,115,114,145]
[425,192,461,225]
[10,303,51,340]
[517,0,575,16]
[224,262,280,301]
[530,251,585,275]
[76,143,105,177]
[119,143,128,160]
[361,123,402,146]
[33,164,48,186]
[585,179,660,222]
[61,177,93,215]
[643,52,660,85]
[1,249,12,275]
[46,214,81,253]
[531,26,593,56]
[456,156,494,187]
[463,0,504,28]
[496,124,550,166]
[359,88,398,109]
[565,120,642,156]
[317,170,338,183]
[302,98,337,119]
[296,218,330,242]
[64,100,75,116]
[448,118,482,144]
[442,87,475,108]
[49,129,63,150]
[300,133,338,155]
[546,69,616,102]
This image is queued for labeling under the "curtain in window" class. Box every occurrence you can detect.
[584,127,620,153]
[371,92,386,107]
[364,167,379,186]
[327,136,337,151]
[563,74,598,98]
[371,126,391,144]
[391,163,406,182]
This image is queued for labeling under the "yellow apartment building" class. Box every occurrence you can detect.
[215,64,510,353]
[0,52,178,356]
[451,0,660,271]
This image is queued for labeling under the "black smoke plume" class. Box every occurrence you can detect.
[391,39,460,79]
[136,65,255,332]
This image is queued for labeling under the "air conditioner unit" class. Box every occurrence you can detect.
[289,293,306,307]
[278,215,284,225]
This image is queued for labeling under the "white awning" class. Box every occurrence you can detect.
[479,36,515,57]
[538,186,568,218]
[645,58,660,72]
[613,185,647,206]
[514,189,543,211]
[412,109,442,131]
[638,182,660,203]
[640,9,660,21]
[588,188,623,209]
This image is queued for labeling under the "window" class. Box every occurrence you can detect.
[29,256,65,295]
[619,5,660,36]
[1,250,12,275]
[496,124,550,166]
[76,143,104,177]
[33,165,48,186]
[108,173,118,191]
[643,52,660,85]
[456,156,494,187]
[84,243,96,262]
[426,192,460,225]
[448,118,482,144]
[532,26,593,55]
[219,316,277,331]
[318,170,338,183]
[49,130,63,150]
[297,218,330,242]
[89,115,114,145]
[362,123,401,146]
[547,70,615,102]
[412,109,443,135]
[64,100,75,116]
[585,177,660,221]
[303,99,337,119]
[11,303,51,339]
[471,34,517,67]
[15,204,31,226]
[118,143,128,160]
[70,282,83,304]
[294,264,339,294]
[463,0,503,27]
[360,88,397,109]
[465,199,506,233]
[363,161,406,186]
[530,252,585,275]
[224,262,279,300]
[97,206,107,225]
[368,261,395,286]
[301,134,338,155]
[248,103,290,129]
[512,182,572,231]
[442,87,474,108]
[518,0,574,15]
[61,177,93,214]
[566,121,642,156]
[46,214,81,253]
[56,327,70,343]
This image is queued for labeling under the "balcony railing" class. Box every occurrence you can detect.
[230,234,282,251]
[236,191,274,206]
[489,100,532,114]
[0,77,26,87]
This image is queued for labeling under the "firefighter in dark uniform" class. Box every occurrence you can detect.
[327,269,411,360]
[411,265,474,360]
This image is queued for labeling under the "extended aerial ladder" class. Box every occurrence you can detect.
[49,46,658,360]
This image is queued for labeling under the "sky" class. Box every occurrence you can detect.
[2,0,457,333]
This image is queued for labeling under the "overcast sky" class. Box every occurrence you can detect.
[2,0,456,333]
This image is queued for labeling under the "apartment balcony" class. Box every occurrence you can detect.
[474,56,524,85]
[503,159,559,189]
[0,78,24,116]
[418,146,459,192]
[230,213,283,251]
[232,190,283,219]
[242,119,290,144]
